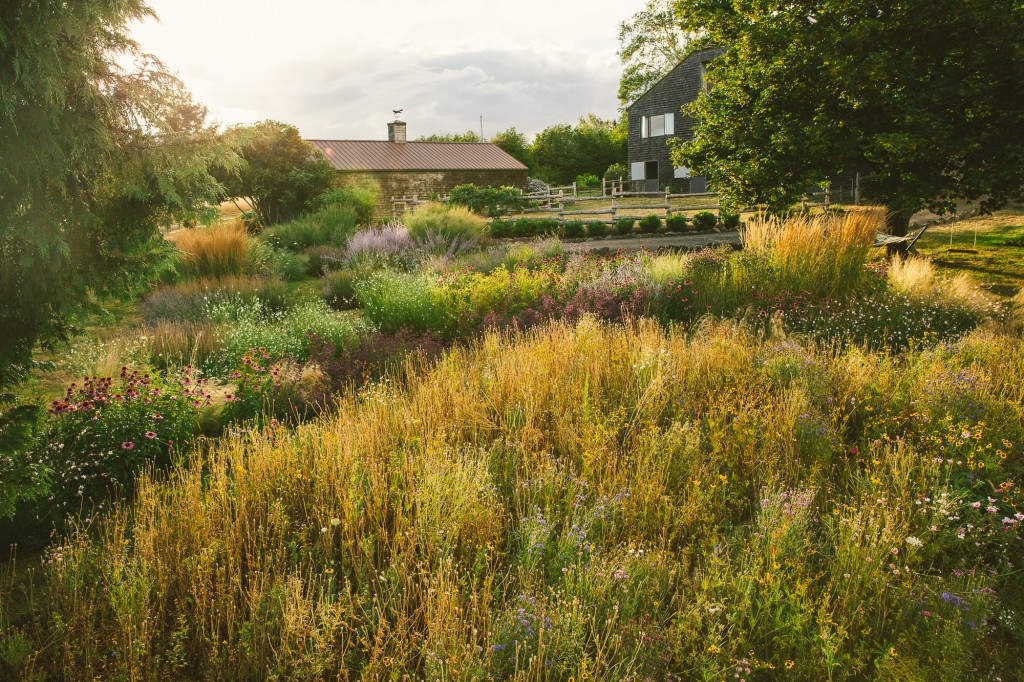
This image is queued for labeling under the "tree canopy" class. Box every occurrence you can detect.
[218,121,335,226]
[532,117,627,185]
[618,0,693,107]
[0,0,235,389]
[672,0,1024,229]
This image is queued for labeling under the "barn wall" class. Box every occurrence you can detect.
[335,169,529,220]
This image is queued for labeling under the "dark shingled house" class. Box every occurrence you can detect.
[626,46,726,193]
[308,121,529,219]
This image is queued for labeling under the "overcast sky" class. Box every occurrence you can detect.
[130,0,644,141]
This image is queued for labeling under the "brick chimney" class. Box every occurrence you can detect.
[388,120,407,144]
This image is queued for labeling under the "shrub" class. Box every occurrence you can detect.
[575,173,600,189]
[322,268,367,309]
[405,202,488,242]
[345,223,414,266]
[587,220,608,237]
[665,213,688,232]
[173,221,262,280]
[142,276,287,323]
[304,245,346,276]
[447,184,527,217]
[355,271,450,335]
[308,181,379,224]
[27,367,209,536]
[720,212,741,229]
[489,219,514,239]
[262,246,306,280]
[692,211,718,231]
[562,220,586,238]
[311,328,446,389]
[615,217,636,235]
[604,162,628,180]
[638,214,662,234]
[262,204,358,252]
[512,218,559,238]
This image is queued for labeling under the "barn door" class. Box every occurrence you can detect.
[644,161,659,192]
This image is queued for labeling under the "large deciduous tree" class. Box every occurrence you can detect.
[218,121,335,226]
[0,0,235,389]
[618,0,693,107]
[672,0,1024,231]
[532,117,627,185]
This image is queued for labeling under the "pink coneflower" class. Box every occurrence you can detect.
[145,431,157,439]
[121,441,134,450]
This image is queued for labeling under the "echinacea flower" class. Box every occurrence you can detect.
[121,441,134,450]
[145,431,157,439]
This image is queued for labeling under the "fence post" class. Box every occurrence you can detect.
[854,173,861,206]
[572,182,578,199]
[602,176,607,197]
[611,195,617,226]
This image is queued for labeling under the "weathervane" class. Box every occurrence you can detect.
[392,108,403,120]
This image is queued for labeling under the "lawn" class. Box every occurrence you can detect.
[912,208,1024,297]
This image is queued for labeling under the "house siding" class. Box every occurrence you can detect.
[627,47,726,192]
[335,169,529,220]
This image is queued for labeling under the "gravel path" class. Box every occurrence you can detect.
[562,230,742,252]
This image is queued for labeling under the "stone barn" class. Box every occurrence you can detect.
[308,121,529,219]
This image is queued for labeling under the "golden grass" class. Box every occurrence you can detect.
[144,320,224,370]
[888,255,995,316]
[742,208,882,297]
[21,317,1023,679]
[174,220,261,280]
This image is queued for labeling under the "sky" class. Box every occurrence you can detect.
[130,0,646,141]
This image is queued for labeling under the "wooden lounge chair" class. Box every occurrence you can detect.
[872,224,930,254]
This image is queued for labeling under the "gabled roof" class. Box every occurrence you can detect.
[625,46,727,113]
[307,140,528,172]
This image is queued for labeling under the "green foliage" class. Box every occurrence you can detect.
[219,120,335,225]
[447,184,528,217]
[417,131,481,142]
[262,204,358,252]
[512,218,560,238]
[308,181,380,224]
[673,0,1024,229]
[0,402,45,521]
[575,173,600,189]
[616,217,637,235]
[355,271,450,335]
[491,127,534,170]
[562,220,586,238]
[322,268,367,310]
[638,214,662,234]
[665,213,689,232]
[618,0,692,105]
[0,0,235,389]
[692,211,718,231]
[604,163,629,180]
[532,116,627,185]
[587,221,609,237]
[720,212,741,229]
[489,219,514,239]
[406,203,489,243]
[24,368,208,536]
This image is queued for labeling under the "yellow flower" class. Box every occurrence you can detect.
[871,476,882,485]
[708,644,721,653]
[785,660,795,669]
[889,646,897,657]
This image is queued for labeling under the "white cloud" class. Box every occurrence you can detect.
[131,0,643,139]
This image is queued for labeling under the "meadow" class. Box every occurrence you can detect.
[1,197,1022,680]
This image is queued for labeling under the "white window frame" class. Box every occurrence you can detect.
[640,113,676,139]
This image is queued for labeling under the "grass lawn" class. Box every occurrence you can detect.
[912,207,1024,297]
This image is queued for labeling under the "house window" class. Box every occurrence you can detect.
[699,62,711,94]
[641,113,675,139]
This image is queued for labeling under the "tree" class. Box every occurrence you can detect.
[219,121,335,226]
[618,0,693,106]
[416,131,482,142]
[0,0,234,390]
[532,117,627,185]
[491,127,534,171]
[672,0,1024,232]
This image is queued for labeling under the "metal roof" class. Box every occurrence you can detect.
[307,140,528,172]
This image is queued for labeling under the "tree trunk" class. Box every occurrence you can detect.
[885,209,912,258]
